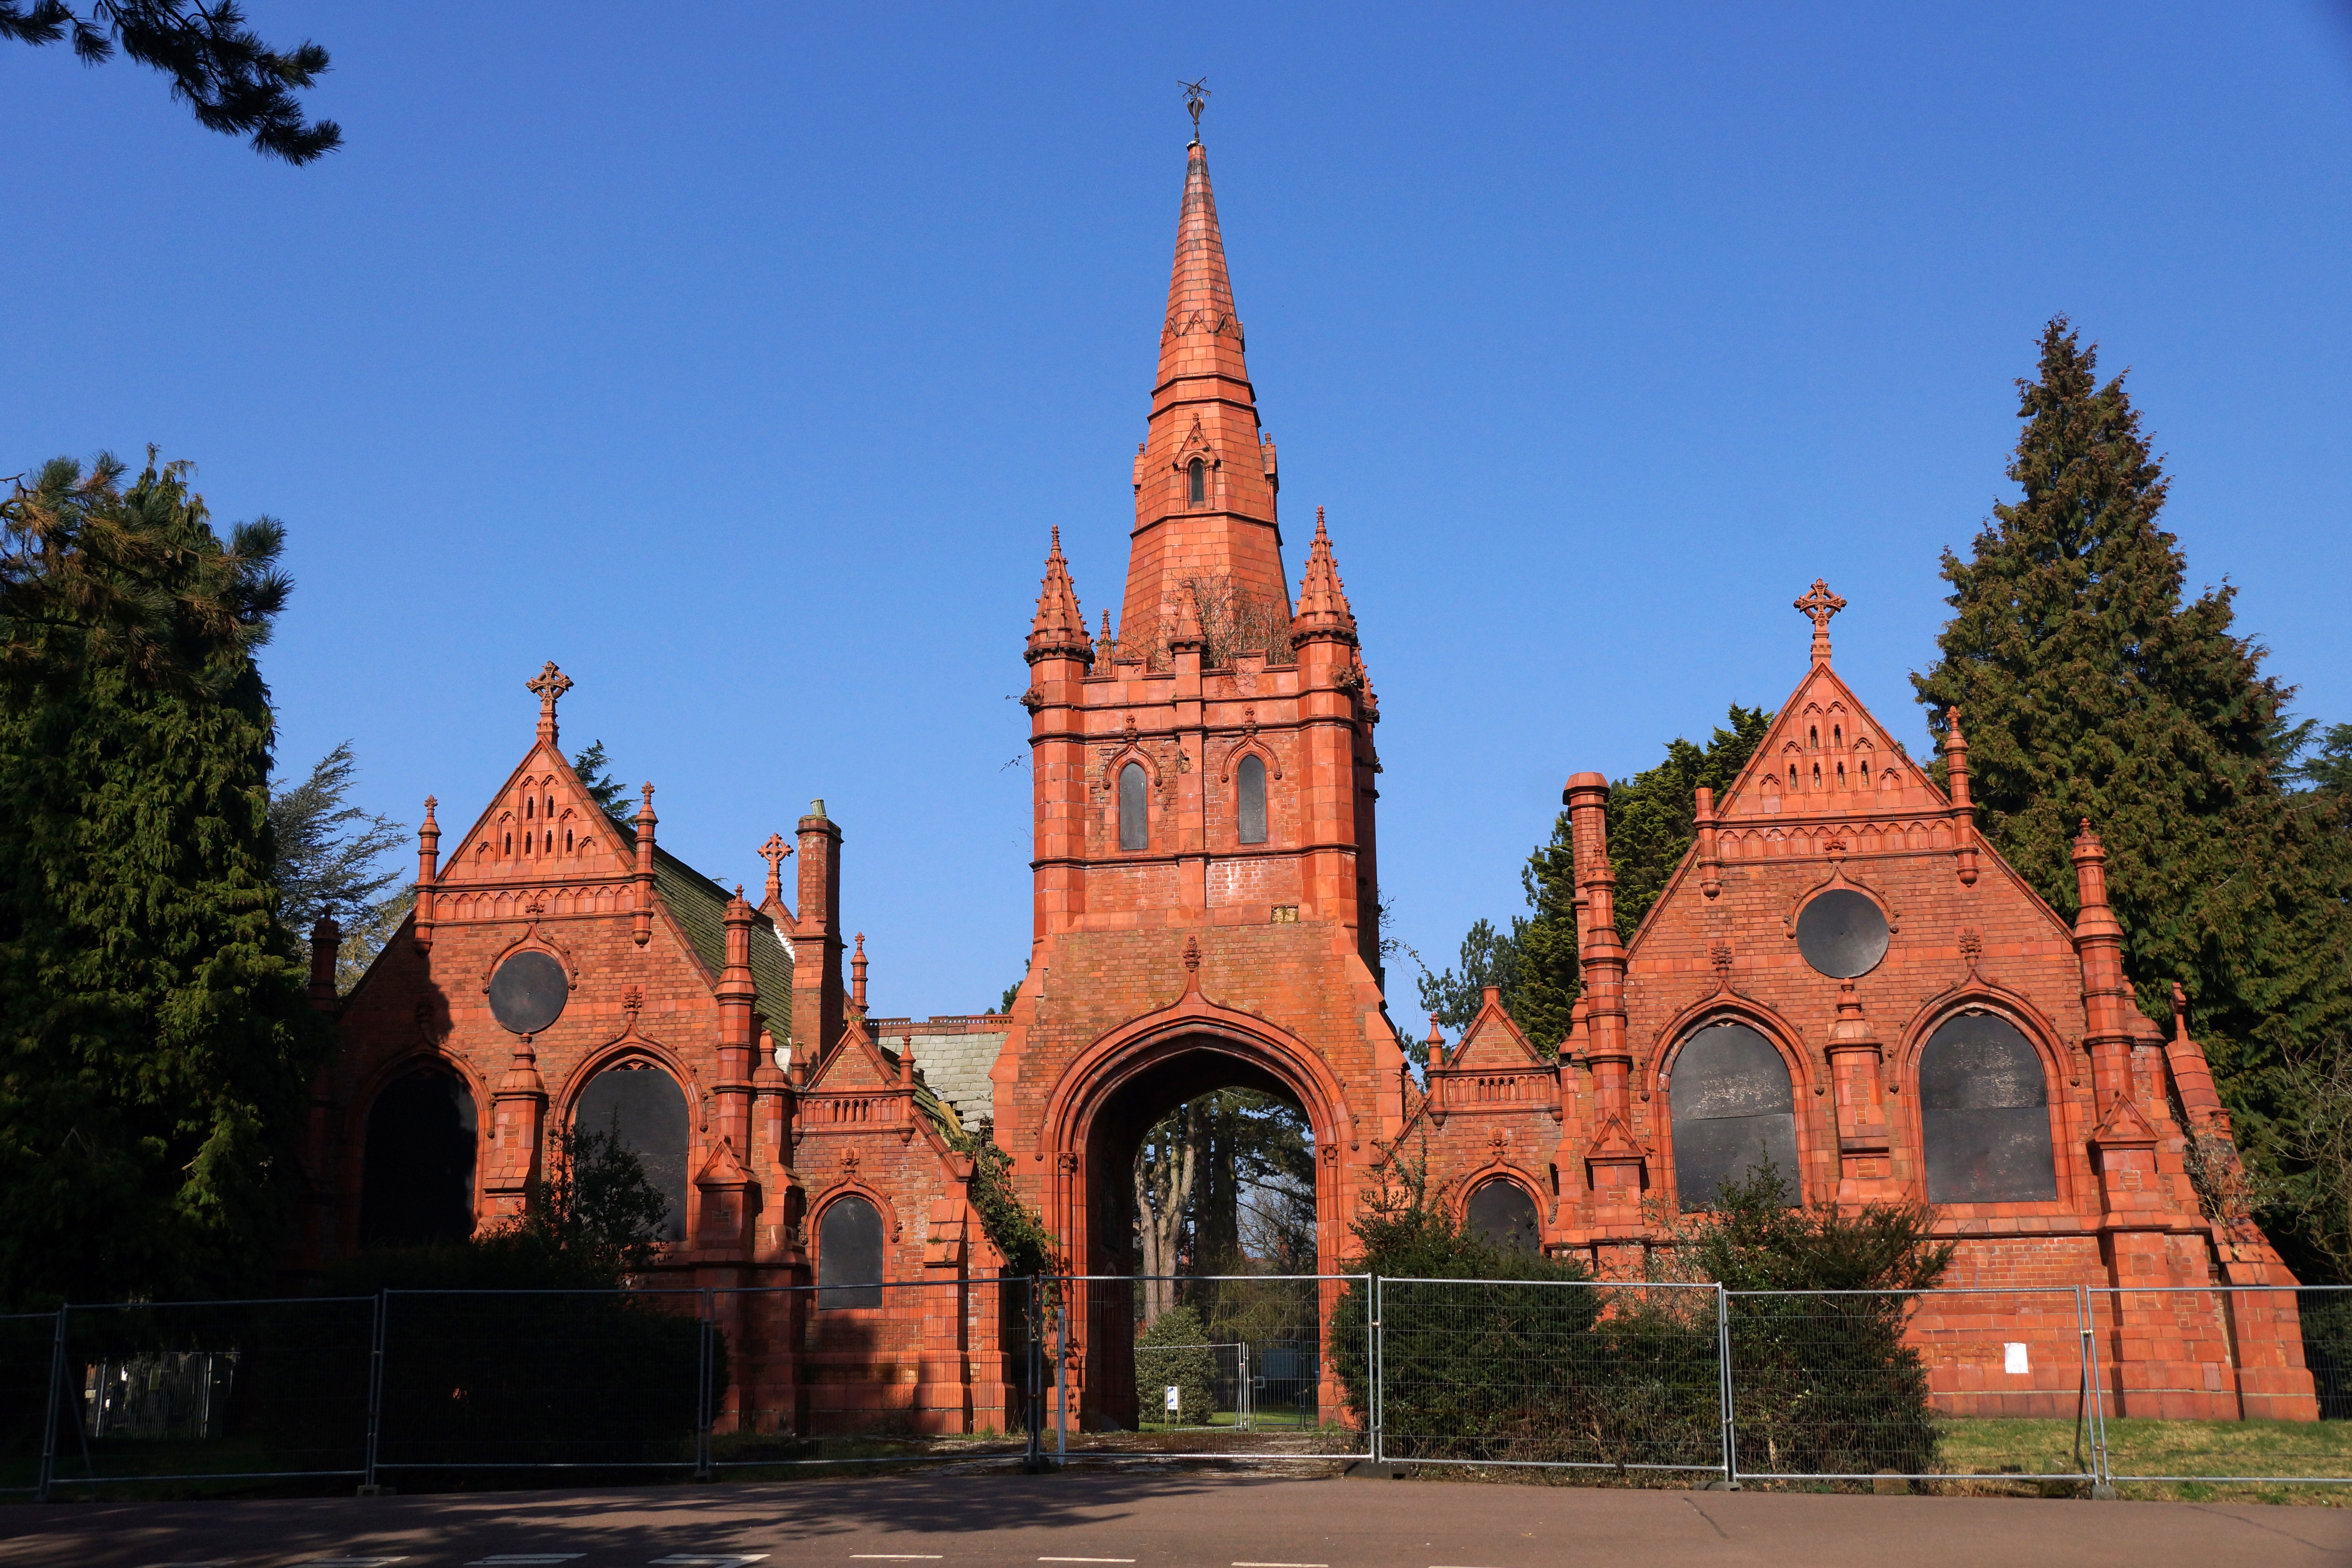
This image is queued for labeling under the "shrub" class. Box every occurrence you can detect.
[1134,1303,1219,1425]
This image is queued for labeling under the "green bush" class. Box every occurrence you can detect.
[1134,1304,1219,1425]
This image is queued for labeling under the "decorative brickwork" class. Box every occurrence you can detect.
[305,129,2318,1436]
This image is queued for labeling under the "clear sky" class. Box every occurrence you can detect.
[9,4,2350,1025]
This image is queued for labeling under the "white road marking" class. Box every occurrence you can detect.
[1040,1559,1136,1563]
[292,1559,407,1567]
[470,1558,584,1565]
[853,1558,946,1562]
[1233,1562,1329,1566]
[651,1559,771,1568]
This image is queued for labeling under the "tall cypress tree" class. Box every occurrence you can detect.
[1913,319,2352,1266]
[0,452,322,1307]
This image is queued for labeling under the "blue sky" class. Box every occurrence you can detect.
[9,4,2350,1022]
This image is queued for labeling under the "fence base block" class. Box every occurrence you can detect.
[1343,1460,1406,1480]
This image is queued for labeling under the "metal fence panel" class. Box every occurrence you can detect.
[704,1277,1030,1470]
[1047,1274,1369,1461]
[373,1289,706,1474]
[1727,1287,2094,1483]
[1376,1278,1724,1474]
[2090,1285,2352,1485]
[43,1298,374,1491]
[0,1313,60,1496]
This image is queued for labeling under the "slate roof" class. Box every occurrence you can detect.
[610,817,797,1040]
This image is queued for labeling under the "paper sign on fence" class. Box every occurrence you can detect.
[2004,1342,2030,1375]
[1165,1385,1181,1412]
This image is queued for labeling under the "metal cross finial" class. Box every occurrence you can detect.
[1793,579,1846,665]
[1181,77,1210,142]
[526,660,573,739]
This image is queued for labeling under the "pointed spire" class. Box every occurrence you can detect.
[1027,526,1093,666]
[1292,507,1358,646]
[1100,608,1117,664]
[1123,136,1287,645]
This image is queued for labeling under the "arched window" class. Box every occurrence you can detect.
[818,1193,886,1308]
[1236,754,1268,845]
[1670,1021,1798,1211]
[1920,1013,2058,1203]
[1187,457,1207,505]
[576,1065,691,1241]
[1118,762,1148,851]
[359,1069,478,1245]
[1466,1178,1540,1251]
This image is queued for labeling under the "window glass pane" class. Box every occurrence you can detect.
[1188,458,1205,504]
[1119,762,1148,851]
[1237,754,1267,844]
[1920,1014,2057,1203]
[818,1194,885,1308]
[1466,1179,1539,1250]
[1669,1022,1798,1210]
[577,1067,691,1241]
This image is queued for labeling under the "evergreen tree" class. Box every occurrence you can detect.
[1419,706,1771,1053]
[1912,318,2352,1271]
[0,452,322,1308]
[268,739,406,932]
[0,1,339,163]
[570,738,631,819]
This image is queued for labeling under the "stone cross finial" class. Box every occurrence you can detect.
[526,661,573,742]
[1794,579,1846,666]
[757,832,793,905]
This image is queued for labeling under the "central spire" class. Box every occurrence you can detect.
[1120,137,1289,655]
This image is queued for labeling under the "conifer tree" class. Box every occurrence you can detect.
[1420,707,1770,1051]
[0,452,323,1308]
[1913,319,2352,1264]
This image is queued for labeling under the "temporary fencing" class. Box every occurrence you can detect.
[10,1276,2352,1496]
[1042,1274,1368,1462]
[1372,1278,1724,1475]
[1724,1287,2102,1485]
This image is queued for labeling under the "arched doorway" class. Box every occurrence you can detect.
[1043,1022,1354,1433]
[359,1067,479,1246]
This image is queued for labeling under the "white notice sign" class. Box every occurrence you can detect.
[1165,1385,1181,1412]
[2003,1342,2030,1375]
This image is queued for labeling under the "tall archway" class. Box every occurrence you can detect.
[1041,1014,1354,1432]
[359,1066,479,1246]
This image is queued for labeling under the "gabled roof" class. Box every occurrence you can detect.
[609,814,796,1033]
[1446,988,1545,1067]
[803,1011,964,1143]
[1713,655,1943,824]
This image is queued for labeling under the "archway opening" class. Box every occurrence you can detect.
[359,1067,479,1246]
[1073,1037,1327,1432]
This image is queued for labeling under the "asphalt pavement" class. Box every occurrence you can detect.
[1,1468,2344,1568]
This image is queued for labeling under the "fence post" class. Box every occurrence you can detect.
[1716,1285,1737,1490]
[1369,1274,1382,1466]
[2082,1286,2115,1497]
[35,1306,66,1503]
[361,1289,388,1492]
[1054,1278,1067,1467]
[695,1287,715,1481]
[1022,1277,1043,1471]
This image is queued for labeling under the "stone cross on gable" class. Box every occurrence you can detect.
[1794,579,1846,666]
[526,661,573,742]
[757,832,793,906]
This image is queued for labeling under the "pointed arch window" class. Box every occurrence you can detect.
[1118,762,1149,851]
[1237,753,1268,845]
[577,1065,690,1242]
[819,1193,886,1308]
[1187,457,1207,506]
[1920,1013,2058,1203]
[1670,1021,1798,1210]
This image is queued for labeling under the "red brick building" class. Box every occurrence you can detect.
[311,128,2316,1431]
